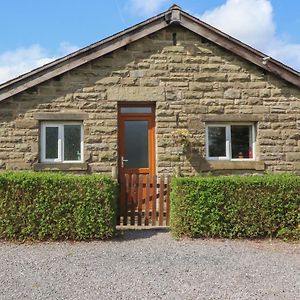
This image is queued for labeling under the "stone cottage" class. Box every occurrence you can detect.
[0,4,300,180]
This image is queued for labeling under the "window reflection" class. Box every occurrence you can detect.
[231,125,252,159]
[64,125,81,161]
[120,107,152,113]
[45,127,58,159]
[208,127,226,157]
[124,121,149,168]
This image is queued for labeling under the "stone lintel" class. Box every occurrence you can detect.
[201,114,263,122]
[201,160,265,171]
[107,87,164,101]
[33,163,88,171]
[34,112,89,121]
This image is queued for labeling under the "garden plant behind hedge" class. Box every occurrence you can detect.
[171,175,300,239]
[0,172,117,241]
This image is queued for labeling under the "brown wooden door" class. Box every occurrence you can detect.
[118,105,155,224]
[118,106,155,178]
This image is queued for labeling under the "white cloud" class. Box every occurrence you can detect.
[201,0,274,50]
[0,42,79,84]
[127,0,169,16]
[58,42,80,55]
[267,41,300,70]
[0,45,54,84]
[200,0,300,71]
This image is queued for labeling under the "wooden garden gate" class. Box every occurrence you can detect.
[118,174,170,227]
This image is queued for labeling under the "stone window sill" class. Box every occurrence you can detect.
[201,161,265,171]
[33,163,88,171]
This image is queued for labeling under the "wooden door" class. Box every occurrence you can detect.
[118,105,155,224]
[118,105,155,178]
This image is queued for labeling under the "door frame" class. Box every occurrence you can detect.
[117,103,156,180]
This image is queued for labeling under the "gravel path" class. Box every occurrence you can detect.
[0,230,299,300]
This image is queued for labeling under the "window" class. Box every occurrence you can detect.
[120,107,152,113]
[40,122,83,163]
[206,124,255,160]
[119,105,154,114]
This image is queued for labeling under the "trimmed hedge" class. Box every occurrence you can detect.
[0,172,117,240]
[171,175,300,239]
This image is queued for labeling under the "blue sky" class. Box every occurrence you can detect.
[0,0,299,83]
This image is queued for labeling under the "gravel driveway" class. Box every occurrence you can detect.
[0,229,299,300]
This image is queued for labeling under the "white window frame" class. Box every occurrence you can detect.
[40,122,84,163]
[205,123,256,161]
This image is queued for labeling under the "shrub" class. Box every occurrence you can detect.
[0,172,117,240]
[171,175,300,239]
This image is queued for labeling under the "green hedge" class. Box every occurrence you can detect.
[171,175,300,239]
[0,172,117,240]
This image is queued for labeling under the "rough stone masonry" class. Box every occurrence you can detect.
[0,26,300,175]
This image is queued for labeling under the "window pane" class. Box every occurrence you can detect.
[124,121,148,168]
[208,127,226,157]
[120,107,152,113]
[231,125,252,159]
[64,125,81,161]
[45,127,58,159]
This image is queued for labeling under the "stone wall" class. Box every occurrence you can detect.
[1,26,300,175]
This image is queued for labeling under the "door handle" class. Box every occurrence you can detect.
[121,156,128,168]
